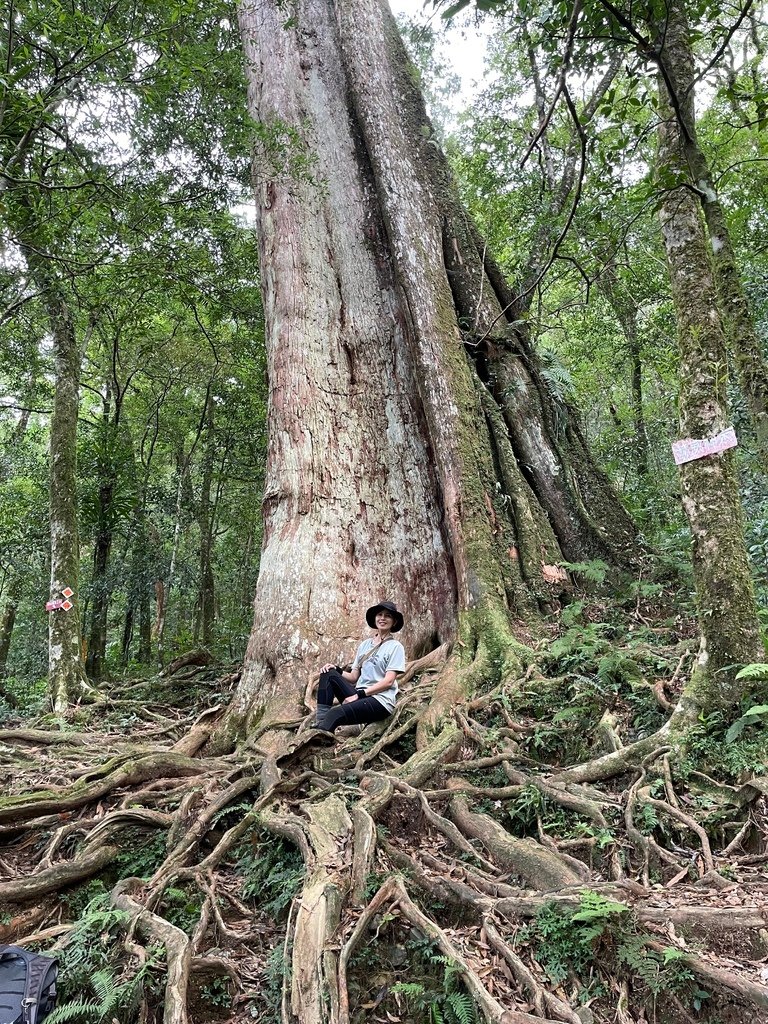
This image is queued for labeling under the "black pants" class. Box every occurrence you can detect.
[317,670,391,732]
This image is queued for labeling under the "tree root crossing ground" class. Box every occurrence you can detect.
[1,641,767,1024]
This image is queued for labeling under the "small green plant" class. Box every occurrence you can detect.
[560,559,610,585]
[115,829,167,879]
[160,886,203,934]
[362,870,389,901]
[200,976,231,1009]
[520,890,629,983]
[390,952,478,1024]
[521,890,711,1013]
[234,827,304,918]
[44,888,162,1024]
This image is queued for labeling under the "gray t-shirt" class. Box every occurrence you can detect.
[352,637,406,713]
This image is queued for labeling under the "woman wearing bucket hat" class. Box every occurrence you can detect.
[314,601,406,734]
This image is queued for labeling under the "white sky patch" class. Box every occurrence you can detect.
[388,0,492,110]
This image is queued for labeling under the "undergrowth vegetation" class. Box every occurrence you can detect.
[519,890,712,1016]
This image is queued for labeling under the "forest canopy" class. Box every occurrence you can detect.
[0,0,767,1022]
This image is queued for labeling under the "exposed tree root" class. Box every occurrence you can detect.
[1,651,767,1024]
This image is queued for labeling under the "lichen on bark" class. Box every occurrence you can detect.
[225,0,639,743]
[654,0,764,714]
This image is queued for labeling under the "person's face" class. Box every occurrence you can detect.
[376,611,395,631]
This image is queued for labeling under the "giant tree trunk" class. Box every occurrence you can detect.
[655,2,763,714]
[226,0,637,741]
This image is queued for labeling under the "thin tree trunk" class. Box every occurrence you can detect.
[86,391,115,680]
[655,0,763,714]
[138,584,151,664]
[156,461,184,668]
[599,270,649,477]
[46,291,99,709]
[664,30,768,451]
[13,197,98,708]
[197,401,216,649]
[0,593,18,675]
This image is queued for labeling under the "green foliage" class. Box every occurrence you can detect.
[725,703,768,743]
[523,891,629,983]
[521,890,709,1011]
[680,713,768,779]
[390,951,478,1024]
[160,886,203,934]
[561,560,610,586]
[234,828,305,918]
[735,663,768,682]
[114,829,167,879]
[199,976,232,1009]
[44,887,161,1024]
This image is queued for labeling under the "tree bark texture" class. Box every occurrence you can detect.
[656,3,768,452]
[655,3,763,711]
[47,287,92,709]
[0,594,18,675]
[231,0,638,734]
[86,392,116,681]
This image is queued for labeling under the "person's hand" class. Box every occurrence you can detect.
[321,663,336,673]
[343,694,359,704]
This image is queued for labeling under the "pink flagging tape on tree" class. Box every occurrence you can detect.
[672,426,738,466]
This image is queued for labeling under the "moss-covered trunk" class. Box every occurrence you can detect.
[46,284,96,709]
[656,8,768,453]
[655,0,764,713]
[0,589,18,675]
[196,400,216,649]
[226,0,638,741]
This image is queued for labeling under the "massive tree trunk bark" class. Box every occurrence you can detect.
[655,2,764,714]
[226,0,638,741]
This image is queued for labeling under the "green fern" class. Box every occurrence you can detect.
[560,559,610,584]
[735,663,768,682]
[445,989,477,1024]
[44,1001,100,1024]
[726,704,768,742]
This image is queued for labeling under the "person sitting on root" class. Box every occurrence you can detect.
[315,601,406,734]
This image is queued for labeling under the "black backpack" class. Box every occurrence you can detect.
[0,946,58,1024]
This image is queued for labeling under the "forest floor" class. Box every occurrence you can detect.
[1,595,767,1024]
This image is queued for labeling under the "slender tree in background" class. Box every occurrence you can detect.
[12,190,98,704]
[654,0,764,713]
[446,0,767,713]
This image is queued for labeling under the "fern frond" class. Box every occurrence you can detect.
[445,990,477,1024]
[90,967,119,1008]
[735,663,768,682]
[44,999,100,1023]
